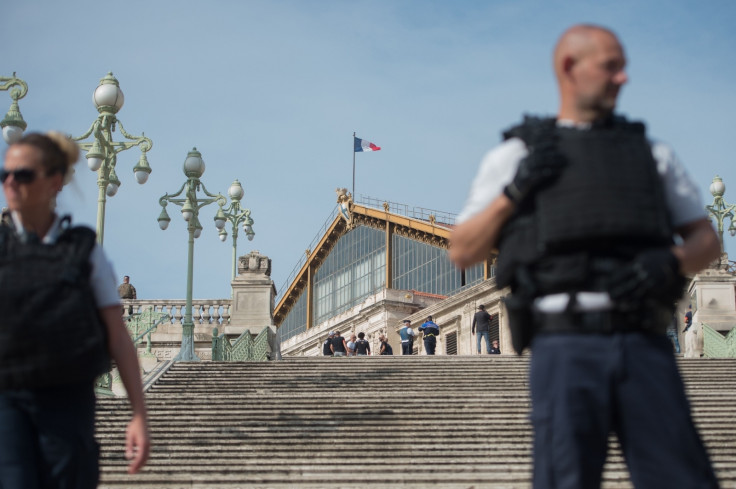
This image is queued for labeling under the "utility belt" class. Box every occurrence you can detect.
[534,306,671,336]
[424,333,436,338]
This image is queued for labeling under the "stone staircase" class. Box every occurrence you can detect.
[96,356,736,488]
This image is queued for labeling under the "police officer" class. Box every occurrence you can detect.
[398,319,415,355]
[418,316,440,355]
[0,132,149,486]
[450,24,720,489]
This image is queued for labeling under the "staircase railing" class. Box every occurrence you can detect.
[212,327,272,361]
[127,307,171,354]
[703,323,736,358]
[95,307,171,395]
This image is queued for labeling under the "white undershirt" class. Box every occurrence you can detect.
[10,212,121,308]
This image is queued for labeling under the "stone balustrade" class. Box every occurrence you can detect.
[121,299,232,326]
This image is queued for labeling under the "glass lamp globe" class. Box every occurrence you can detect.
[133,153,152,184]
[93,73,124,112]
[228,180,244,201]
[183,148,205,178]
[2,125,23,144]
[710,176,725,197]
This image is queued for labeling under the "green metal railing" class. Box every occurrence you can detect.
[703,323,736,358]
[95,307,170,395]
[212,327,272,362]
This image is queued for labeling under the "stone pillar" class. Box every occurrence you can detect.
[686,256,736,357]
[227,250,276,337]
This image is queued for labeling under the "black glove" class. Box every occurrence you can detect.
[607,248,683,305]
[503,138,567,206]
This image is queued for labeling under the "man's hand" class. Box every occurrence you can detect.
[125,413,150,474]
[607,248,683,305]
[503,138,566,206]
[449,195,516,269]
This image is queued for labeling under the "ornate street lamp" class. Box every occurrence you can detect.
[158,148,227,361]
[706,175,736,251]
[0,73,28,144]
[214,179,256,281]
[74,73,153,245]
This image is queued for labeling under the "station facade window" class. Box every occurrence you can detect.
[313,226,386,325]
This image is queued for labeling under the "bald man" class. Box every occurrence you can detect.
[451,25,720,489]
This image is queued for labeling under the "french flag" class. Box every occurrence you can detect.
[354,137,381,152]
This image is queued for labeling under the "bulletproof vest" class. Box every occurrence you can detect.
[0,219,110,389]
[496,116,674,294]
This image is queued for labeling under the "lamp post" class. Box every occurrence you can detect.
[706,175,736,251]
[158,148,227,361]
[74,73,152,246]
[0,73,28,144]
[214,180,256,281]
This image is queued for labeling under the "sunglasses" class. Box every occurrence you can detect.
[0,168,39,184]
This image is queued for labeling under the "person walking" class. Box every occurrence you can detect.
[418,316,440,355]
[450,24,720,489]
[0,132,150,488]
[472,305,492,354]
[398,319,415,355]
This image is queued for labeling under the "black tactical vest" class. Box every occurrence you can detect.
[0,218,110,389]
[496,116,674,295]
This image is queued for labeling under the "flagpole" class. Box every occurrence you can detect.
[352,131,356,198]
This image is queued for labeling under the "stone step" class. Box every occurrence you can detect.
[96,356,736,488]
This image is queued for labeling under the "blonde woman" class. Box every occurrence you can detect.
[0,133,149,488]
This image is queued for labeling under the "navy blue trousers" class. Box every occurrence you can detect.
[529,332,719,489]
[424,336,437,355]
[0,382,99,489]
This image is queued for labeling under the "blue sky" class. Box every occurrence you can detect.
[2,0,735,300]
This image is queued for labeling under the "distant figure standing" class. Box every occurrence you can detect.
[489,340,501,354]
[398,319,415,355]
[331,331,348,357]
[684,305,693,331]
[354,332,371,356]
[347,334,357,356]
[684,306,699,358]
[378,334,393,355]
[322,332,335,356]
[418,316,440,355]
[118,275,137,299]
[472,305,492,354]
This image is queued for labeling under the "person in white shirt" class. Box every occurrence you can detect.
[450,24,720,489]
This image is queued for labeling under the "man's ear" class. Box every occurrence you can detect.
[562,55,576,78]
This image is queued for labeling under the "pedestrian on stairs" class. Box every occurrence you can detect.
[398,319,415,355]
[331,331,348,357]
[378,334,393,355]
[418,316,440,355]
[347,333,357,356]
[0,132,150,488]
[472,304,492,354]
[323,332,335,356]
[450,24,720,489]
[354,332,371,356]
